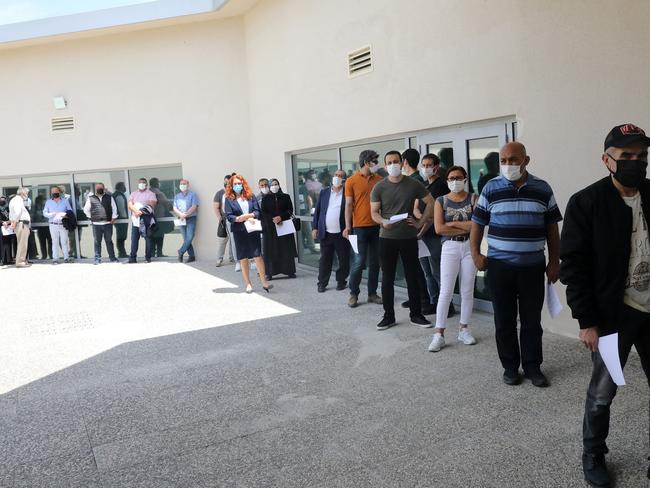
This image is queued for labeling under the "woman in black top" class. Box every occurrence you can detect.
[261,179,297,279]
[0,195,16,265]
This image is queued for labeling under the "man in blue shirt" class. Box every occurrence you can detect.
[470,142,562,387]
[173,179,199,263]
[43,186,73,264]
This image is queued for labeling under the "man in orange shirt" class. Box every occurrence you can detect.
[344,150,384,308]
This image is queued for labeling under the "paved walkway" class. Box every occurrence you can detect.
[1,259,649,487]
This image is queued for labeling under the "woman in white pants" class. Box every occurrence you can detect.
[428,166,478,352]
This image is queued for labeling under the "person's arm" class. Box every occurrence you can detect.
[110,197,118,223]
[413,199,423,219]
[282,195,294,220]
[434,199,467,236]
[251,197,260,220]
[83,198,92,220]
[370,201,385,227]
[416,193,435,237]
[560,193,599,351]
[213,201,221,220]
[224,199,237,224]
[546,223,560,284]
[343,196,353,238]
[312,192,322,240]
[42,201,56,220]
[172,196,184,218]
[470,222,487,271]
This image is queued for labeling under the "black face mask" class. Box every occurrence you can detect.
[608,155,648,188]
[96,188,104,195]
[51,193,60,199]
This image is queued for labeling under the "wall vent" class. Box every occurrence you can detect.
[348,45,373,78]
[51,116,74,133]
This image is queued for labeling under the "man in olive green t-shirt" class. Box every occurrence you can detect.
[370,150,436,331]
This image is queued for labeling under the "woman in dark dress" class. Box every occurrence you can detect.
[0,195,16,265]
[261,179,297,279]
[224,174,273,293]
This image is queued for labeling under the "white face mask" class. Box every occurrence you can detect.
[179,184,188,192]
[368,163,380,174]
[138,183,147,190]
[332,176,343,187]
[420,167,434,180]
[270,185,280,194]
[260,187,270,195]
[500,164,523,181]
[447,180,465,193]
[386,163,402,177]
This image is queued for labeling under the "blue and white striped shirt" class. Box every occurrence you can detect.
[472,174,562,266]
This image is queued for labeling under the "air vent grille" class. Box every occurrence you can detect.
[51,116,74,132]
[348,45,372,78]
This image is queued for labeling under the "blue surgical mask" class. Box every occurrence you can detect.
[233,184,243,193]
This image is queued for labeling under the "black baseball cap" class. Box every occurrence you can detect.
[604,124,650,151]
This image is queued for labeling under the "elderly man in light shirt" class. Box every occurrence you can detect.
[128,177,157,263]
[9,187,32,268]
[43,186,73,265]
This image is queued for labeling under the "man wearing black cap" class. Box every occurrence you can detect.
[561,123,650,487]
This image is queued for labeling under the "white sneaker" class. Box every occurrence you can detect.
[428,333,445,352]
[235,262,241,272]
[457,329,477,345]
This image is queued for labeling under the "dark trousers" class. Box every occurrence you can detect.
[37,227,52,260]
[584,305,650,455]
[349,226,380,296]
[317,232,351,287]
[379,237,421,317]
[129,225,152,260]
[115,223,128,258]
[92,224,116,260]
[488,258,545,372]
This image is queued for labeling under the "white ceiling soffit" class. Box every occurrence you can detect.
[0,0,229,45]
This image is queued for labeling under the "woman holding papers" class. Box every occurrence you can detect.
[224,175,272,293]
[427,166,478,352]
[260,179,297,279]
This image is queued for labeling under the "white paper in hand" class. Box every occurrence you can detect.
[598,333,626,386]
[174,218,186,227]
[382,213,409,225]
[275,219,296,236]
[1,226,14,236]
[244,219,262,233]
[417,240,430,258]
[545,282,563,318]
[348,235,359,254]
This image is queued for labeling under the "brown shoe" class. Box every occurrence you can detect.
[348,294,359,308]
[367,294,383,305]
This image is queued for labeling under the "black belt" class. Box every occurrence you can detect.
[50,222,63,225]
[450,235,469,242]
[19,220,30,225]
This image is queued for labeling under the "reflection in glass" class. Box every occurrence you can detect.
[340,139,406,176]
[426,142,454,170]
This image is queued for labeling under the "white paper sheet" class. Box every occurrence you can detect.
[348,235,359,254]
[244,219,262,233]
[382,213,409,225]
[1,226,14,236]
[546,282,563,319]
[599,333,626,386]
[174,218,186,227]
[417,239,430,258]
[275,219,296,236]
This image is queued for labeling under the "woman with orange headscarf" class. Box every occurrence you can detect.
[224,174,273,293]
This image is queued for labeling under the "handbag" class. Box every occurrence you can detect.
[291,215,301,232]
[217,218,227,238]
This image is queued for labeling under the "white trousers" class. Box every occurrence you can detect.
[49,223,69,260]
[435,239,477,329]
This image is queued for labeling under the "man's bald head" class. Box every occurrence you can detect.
[500,142,529,165]
[500,142,527,159]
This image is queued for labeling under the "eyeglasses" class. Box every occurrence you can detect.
[447,176,466,182]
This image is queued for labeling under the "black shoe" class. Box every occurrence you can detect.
[128,258,137,264]
[410,314,432,328]
[422,304,436,315]
[582,453,611,487]
[376,315,396,330]
[503,369,522,385]
[317,285,326,293]
[288,273,296,278]
[336,281,347,291]
[447,303,456,318]
[110,258,119,263]
[145,258,151,263]
[266,275,273,281]
[524,369,549,387]
[401,300,410,308]
[178,253,183,263]
[186,256,196,263]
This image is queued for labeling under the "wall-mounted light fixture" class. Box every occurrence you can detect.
[52,96,67,110]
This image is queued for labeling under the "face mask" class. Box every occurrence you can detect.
[51,192,60,199]
[233,184,243,193]
[420,167,434,180]
[260,187,270,195]
[447,180,465,193]
[270,185,280,194]
[96,188,105,195]
[332,176,343,187]
[138,183,147,190]
[608,156,648,188]
[500,164,522,181]
[368,163,380,174]
[386,163,402,177]
[179,184,188,192]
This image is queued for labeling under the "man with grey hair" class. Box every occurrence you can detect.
[9,187,31,268]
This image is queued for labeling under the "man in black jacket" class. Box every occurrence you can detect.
[560,123,650,487]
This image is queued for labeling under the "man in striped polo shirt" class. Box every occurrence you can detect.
[470,142,562,387]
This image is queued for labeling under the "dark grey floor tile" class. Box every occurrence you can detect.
[13,453,100,488]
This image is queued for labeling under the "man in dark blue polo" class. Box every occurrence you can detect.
[312,169,350,293]
[470,142,562,387]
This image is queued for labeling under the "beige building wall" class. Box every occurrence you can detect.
[0,15,251,255]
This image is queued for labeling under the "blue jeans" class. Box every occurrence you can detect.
[178,217,196,257]
[419,234,442,305]
[349,226,380,296]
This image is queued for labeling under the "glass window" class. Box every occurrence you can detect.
[340,139,406,176]
[426,142,454,169]
[0,177,20,199]
[409,136,418,150]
